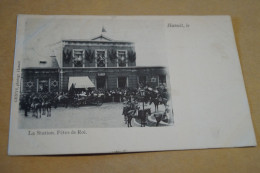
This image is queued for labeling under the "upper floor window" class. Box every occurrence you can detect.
[73,49,84,67]
[96,50,106,67]
[117,50,127,67]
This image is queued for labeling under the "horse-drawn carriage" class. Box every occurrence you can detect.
[122,86,171,127]
[52,90,104,108]
[72,93,104,107]
[59,76,104,107]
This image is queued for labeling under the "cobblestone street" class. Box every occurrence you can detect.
[18,102,172,129]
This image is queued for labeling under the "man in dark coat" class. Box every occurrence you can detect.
[24,94,30,117]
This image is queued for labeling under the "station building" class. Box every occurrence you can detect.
[21,34,169,94]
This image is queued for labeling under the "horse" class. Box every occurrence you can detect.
[159,97,168,107]
[31,98,42,118]
[149,97,160,112]
[122,102,139,127]
[125,109,135,127]
[122,105,130,124]
[42,100,52,117]
[53,94,70,108]
[153,107,170,126]
[138,108,151,127]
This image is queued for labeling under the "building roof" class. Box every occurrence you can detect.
[22,49,59,69]
[90,34,114,41]
[62,34,133,44]
[22,34,138,69]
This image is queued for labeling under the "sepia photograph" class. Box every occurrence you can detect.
[18,16,174,129]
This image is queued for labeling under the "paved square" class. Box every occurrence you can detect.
[18,103,171,129]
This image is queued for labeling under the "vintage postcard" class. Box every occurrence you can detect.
[8,15,256,155]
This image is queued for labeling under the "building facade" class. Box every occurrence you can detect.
[21,34,169,94]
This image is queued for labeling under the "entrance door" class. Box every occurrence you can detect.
[96,76,106,89]
[118,77,127,89]
[38,78,49,93]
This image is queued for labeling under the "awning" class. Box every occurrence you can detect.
[68,76,95,90]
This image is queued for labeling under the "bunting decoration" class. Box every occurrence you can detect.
[85,49,95,63]
[108,49,117,62]
[128,50,136,63]
[63,49,72,63]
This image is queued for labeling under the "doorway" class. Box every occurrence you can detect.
[118,77,127,89]
[96,76,106,89]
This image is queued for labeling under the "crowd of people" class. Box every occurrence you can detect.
[19,84,170,112]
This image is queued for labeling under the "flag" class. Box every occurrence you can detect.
[102,26,106,32]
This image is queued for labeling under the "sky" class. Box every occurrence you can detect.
[23,16,169,66]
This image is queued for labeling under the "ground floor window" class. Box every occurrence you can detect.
[118,77,127,88]
[159,75,166,85]
[38,78,49,92]
[139,76,146,86]
[96,76,106,89]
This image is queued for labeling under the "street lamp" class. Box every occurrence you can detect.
[140,89,145,120]
[140,89,145,97]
